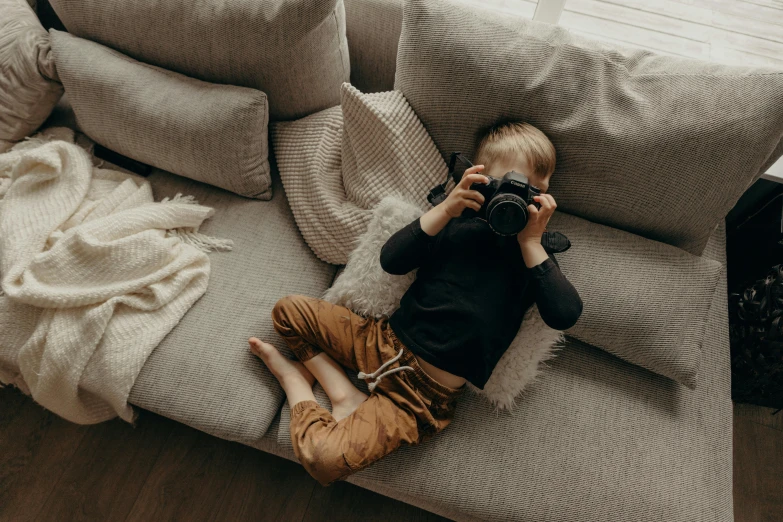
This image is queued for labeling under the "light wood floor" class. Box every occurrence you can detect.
[468,0,783,69]
[1,386,781,522]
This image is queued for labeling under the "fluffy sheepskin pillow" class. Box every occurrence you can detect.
[323,196,563,410]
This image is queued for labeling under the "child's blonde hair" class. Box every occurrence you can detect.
[474,121,556,178]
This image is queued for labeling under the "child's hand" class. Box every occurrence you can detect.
[518,193,557,244]
[442,165,489,218]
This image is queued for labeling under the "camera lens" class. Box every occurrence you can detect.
[488,197,528,236]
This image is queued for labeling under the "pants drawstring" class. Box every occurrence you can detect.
[357,348,413,392]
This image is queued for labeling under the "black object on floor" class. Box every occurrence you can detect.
[726,181,783,294]
[727,180,783,411]
[729,264,783,412]
[93,144,152,177]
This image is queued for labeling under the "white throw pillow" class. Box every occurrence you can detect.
[272,83,448,265]
[324,196,564,411]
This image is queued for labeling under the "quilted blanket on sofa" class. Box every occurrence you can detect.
[0,128,231,424]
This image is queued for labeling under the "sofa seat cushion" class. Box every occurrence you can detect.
[126,166,336,443]
[271,224,732,522]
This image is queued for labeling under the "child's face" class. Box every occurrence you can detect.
[484,155,550,193]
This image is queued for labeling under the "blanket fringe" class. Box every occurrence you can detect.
[166,229,234,253]
[160,193,198,205]
[10,127,77,152]
[160,193,234,253]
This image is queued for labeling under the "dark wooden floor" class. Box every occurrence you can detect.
[733,403,783,522]
[0,386,448,522]
[1,386,781,522]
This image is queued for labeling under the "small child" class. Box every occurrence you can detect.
[249,121,583,486]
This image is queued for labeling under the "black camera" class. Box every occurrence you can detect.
[428,152,542,236]
[464,170,542,236]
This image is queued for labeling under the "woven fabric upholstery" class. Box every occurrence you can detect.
[0,300,41,385]
[344,0,403,93]
[50,30,272,200]
[272,84,447,264]
[394,0,783,255]
[128,167,336,444]
[271,106,362,264]
[0,0,62,148]
[551,212,722,387]
[341,85,446,210]
[269,224,732,522]
[48,0,350,121]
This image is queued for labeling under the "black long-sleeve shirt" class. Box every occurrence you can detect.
[380,216,583,389]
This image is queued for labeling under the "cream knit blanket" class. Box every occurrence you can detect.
[0,128,231,424]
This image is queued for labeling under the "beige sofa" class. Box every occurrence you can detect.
[8,0,780,520]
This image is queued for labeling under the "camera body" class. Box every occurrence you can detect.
[463,171,541,236]
[427,152,570,251]
[426,152,544,237]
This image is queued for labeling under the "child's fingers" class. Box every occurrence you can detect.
[464,164,485,175]
[464,190,485,204]
[536,194,557,209]
[465,199,482,212]
[534,195,555,213]
[459,173,490,189]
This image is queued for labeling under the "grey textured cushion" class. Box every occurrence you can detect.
[344,0,402,93]
[0,0,62,149]
[48,0,350,121]
[50,30,272,200]
[270,224,732,522]
[551,212,722,388]
[272,84,447,264]
[272,105,362,264]
[128,166,337,444]
[395,0,783,255]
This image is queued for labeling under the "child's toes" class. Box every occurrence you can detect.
[248,337,262,354]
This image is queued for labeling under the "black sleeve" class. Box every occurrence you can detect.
[380,217,438,275]
[527,255,583,330]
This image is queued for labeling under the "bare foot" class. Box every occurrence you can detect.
[331,388,368,422]
[249,337,315,389]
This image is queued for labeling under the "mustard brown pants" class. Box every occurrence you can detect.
[271,295,465,486]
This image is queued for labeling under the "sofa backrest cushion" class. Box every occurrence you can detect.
[48,0,350,121]
[50,30,272,199]
[394,0,783,255]
[551,211,722,389]
[0,0,62,149]
[344,0,402,93]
